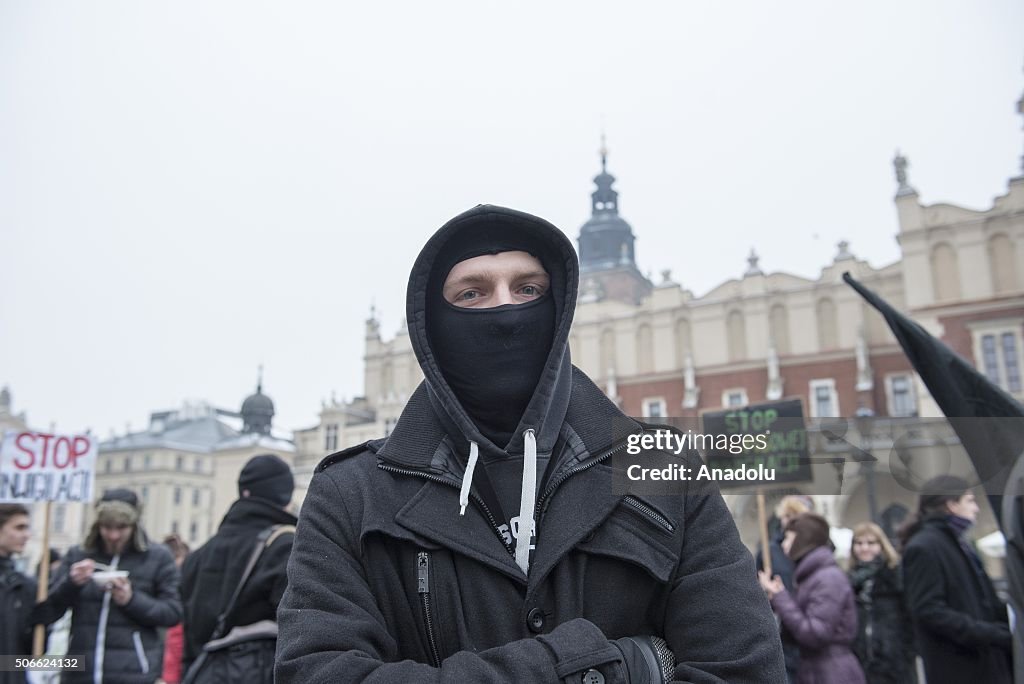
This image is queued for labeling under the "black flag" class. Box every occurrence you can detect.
[843,271,1024,528]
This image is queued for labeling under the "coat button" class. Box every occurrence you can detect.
[581,669,605,684]
[527,607,546,633]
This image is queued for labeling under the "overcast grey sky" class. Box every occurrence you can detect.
[2,1,1022,438]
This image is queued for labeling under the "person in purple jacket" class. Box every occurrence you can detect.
[759,513,866,684]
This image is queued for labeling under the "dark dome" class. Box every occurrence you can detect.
[241,384,274,434]
[242,391,274,414]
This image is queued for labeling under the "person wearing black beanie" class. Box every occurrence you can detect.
[238,453,295,508]
[181,454,296,676]
[277,205,786,684]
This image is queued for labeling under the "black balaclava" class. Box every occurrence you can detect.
[426,229,558,448]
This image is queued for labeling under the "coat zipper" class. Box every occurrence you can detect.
[535,435,638,519]
[94,553,120,684]
[132,631,150,674]
[378,464,512,554]
[622,495,675,534]
[417,552,442,668]
[863,579,875,662]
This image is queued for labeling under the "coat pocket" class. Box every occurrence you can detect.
[577,498,680,582]
[132,630,150,674]
[621,495,676,535]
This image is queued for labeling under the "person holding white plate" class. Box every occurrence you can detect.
[36,489,182,684]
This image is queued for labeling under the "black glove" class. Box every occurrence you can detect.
[611,635,675,684]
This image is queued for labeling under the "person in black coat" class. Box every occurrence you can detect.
[0,504,35,684]
[276,205,786,683]
[900,475,1012,684]
[847,522,916,684]
[1002,455,1024,684]
[180,453,297,674]
[36,489,182,684]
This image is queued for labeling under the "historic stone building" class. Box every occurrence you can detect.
[95,376,295,548]
[293,96,1024,556]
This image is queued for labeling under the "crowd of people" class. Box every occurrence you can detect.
[0,452,296,684]
[0,207,1019,683]
[2,473,1014,684]
[757,484,1013,684]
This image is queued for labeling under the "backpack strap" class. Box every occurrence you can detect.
[209,524,294,641]
[264,524,295,548]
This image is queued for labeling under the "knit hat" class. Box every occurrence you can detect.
[238,454,294,507]
[785,513,830,562]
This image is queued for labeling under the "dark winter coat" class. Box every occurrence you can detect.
[37,539,182,684]
[1002,455,1024,684]
[0,556,36,684]
[180,496,296,672]
[276,205,786,683]
[902,517,1012,684]
[771,546,866,684]
[848,561,916,684]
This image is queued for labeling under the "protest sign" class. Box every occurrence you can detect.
[701,398,812,487]
[0,430,97,503]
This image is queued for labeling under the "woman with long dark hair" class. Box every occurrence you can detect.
[900,475,1011,683]
[847,522,916,684]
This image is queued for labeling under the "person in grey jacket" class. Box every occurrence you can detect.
[37,489,182,684]
[276,205,786,683]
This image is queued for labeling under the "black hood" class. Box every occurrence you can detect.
[403,204,578,461]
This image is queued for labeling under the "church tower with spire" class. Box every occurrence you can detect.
[576,138,652,305]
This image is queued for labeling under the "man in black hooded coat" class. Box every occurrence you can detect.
[276,205,786,683]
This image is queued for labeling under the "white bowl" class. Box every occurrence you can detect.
[91,570,129,586]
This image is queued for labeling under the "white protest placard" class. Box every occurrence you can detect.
[0,430,96,503]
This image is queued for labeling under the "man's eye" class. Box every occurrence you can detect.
[519,285,543,296]
[456,290,480,300]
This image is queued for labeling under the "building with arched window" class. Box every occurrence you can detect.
[293,94,1024,557]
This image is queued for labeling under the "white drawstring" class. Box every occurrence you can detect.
[459,441,479,516]
[515,429,538,575]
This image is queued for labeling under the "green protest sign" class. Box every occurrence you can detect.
[701,398,811,487]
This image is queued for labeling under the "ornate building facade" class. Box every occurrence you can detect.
[294,96,1024,555]
[95,377,295,548]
